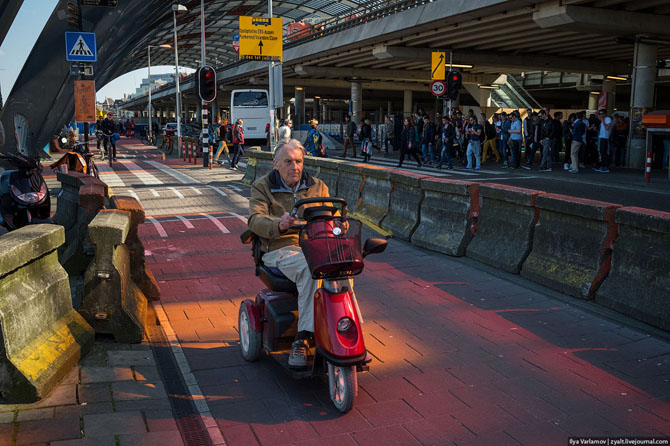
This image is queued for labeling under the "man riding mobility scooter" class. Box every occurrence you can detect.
[239,197,387,412]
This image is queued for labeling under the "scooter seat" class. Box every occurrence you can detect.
[258,264,298,294]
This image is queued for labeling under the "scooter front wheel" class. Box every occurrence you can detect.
[238,304,261,361]
[328,363,357,413]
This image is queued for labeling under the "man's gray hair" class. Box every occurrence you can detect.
[274,138,305,160]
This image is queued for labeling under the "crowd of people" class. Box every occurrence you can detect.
[346,107,630,174]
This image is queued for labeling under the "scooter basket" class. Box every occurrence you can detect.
[299,217,364,280]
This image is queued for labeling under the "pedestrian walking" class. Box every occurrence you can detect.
[397,117,422,168]
[230,119,245,170]
[464,116,482,171]
[342,114,357,158]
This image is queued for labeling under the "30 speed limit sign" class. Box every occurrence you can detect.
[430,80,446,97]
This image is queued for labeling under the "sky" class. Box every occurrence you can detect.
[0,0,193,103]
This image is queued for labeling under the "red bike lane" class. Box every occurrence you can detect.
[129,145,669,446]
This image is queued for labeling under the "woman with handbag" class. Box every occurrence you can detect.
[398,117,422,168]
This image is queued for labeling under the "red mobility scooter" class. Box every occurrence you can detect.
[239,197,387,412]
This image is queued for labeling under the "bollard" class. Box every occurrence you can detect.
[81,210,148,343]
[209,144,213,170]
[645,151,652,183]
[193,141,198,165]
[182,137,187,162]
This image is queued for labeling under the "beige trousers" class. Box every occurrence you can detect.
[262,246,320,332]
[570,140,582,171]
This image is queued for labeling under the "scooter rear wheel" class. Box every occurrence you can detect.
[328,363,357,413]
[238,304,261,361]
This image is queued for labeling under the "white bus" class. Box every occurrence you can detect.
[230,89,270,140]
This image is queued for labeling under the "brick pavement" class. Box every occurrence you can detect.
[1,140,667,445]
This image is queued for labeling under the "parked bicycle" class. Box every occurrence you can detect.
[140,129,156,146]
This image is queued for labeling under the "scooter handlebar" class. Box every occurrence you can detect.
[290,197,348,219]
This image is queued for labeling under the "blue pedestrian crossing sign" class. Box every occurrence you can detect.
[65,32,97,62]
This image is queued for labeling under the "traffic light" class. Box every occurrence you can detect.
[446,71,462,100]
[197,66,217,102]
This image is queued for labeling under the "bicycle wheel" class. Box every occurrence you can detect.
[141,134,149,145]
[88,159,100,179]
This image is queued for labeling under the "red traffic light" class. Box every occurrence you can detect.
[452,75,459,81]
[197,65,217,102]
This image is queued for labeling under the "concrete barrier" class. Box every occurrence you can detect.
[109,196,161,301]
[380,171,430,241]
[466,184,543,274]
[336,162,365,211]
[253,150,275,179]
[521,194,620,299]
[315,158,342,196]
[54,173,108,307]
[81,210,148,343]
[411,179,479,256]
[303,155,319,178]
[0,225,94,402]
[596,207,670,330]
[357,165,392,225]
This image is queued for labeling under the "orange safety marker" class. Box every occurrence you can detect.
[187,142,192,163]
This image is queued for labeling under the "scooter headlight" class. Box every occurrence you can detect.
[337,317,353,333]
[12,183,47,204]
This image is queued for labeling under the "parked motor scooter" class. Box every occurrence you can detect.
[0,152,51,231]
[49,135,99,179]
[239,197,387,412]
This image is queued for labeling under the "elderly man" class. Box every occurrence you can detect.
[248,138,330,367]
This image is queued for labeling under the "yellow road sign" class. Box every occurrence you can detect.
[239,16,283,62]
[431,52,445,80]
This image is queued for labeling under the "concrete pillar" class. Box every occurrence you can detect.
[313,97,320,121]
[196,102,202,125]
[321,102,327,122]
[602,79,616,116]
[351,82,362,124]
[628,42,657,168]
[211,100,217,123]
[588,93,598,111]
[403,90,412,117]
[387,100,392,116]
[378,106,384,124]
[294,87,305,126]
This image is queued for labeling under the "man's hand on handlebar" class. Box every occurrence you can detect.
[279,212,296,233]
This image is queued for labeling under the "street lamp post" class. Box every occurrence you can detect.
[172,3,189,157]
[147,44,172,144]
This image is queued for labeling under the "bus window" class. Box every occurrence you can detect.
[233,91,268,107]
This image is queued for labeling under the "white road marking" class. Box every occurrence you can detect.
[199,213,230,234]
[126,189,141,202]
[176,215,195,229]
[169,187,184,199]
[229,212,248,224]
[147,217,168,238]
[190,187,202,195]
[143,155,148,159]
[227,184,242,192]
[120,160,163,185]
[95,163,126,187]
[150,189,160,197]
[145,160,200,184]
[207,185,227,197]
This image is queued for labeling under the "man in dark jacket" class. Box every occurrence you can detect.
[342,114,357,158]
[100,112,117,160]
[421,116,436,165]
[552,112,563,162]
[539,110,556,171]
